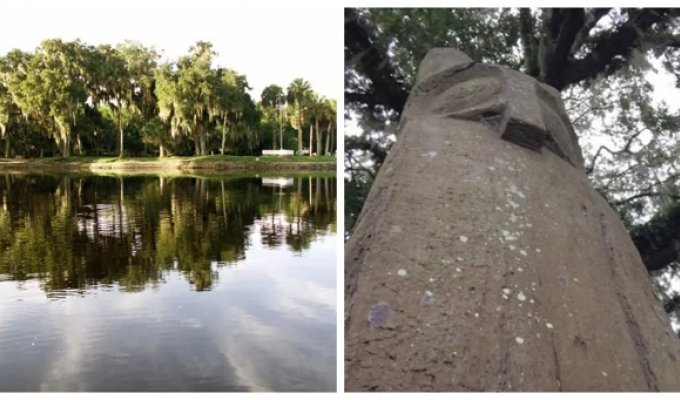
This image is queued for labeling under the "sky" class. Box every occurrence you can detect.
[0,0,340,101]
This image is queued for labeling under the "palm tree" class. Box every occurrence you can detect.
[308,93,326,156]
[322,98,336,156]
[286,78,311,154]
[261,84,285,149]
[305,92,320,157]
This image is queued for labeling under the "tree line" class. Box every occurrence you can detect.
[0,39,336,158]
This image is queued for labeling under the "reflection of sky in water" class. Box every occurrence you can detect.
[0,205,336,392]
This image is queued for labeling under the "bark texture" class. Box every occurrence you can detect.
[345,48,680,391]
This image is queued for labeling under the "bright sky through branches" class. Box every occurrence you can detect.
[0,0,339,101]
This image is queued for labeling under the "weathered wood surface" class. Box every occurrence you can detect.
[345,48,680,391]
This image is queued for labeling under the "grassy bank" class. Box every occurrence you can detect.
[0,155,336,175]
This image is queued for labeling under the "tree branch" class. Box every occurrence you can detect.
[545,8,563,40]
[345,91,378,108]
[345,134,388,165]
[571,8,613,52]
[552,8,676,90]
[543,9,587,85]
[519,8,540,77]
[600,163,643,190]
[664,295,680,313]
[586,145,615,174]
[345,8,409,114]
[586,127,648,174]
[631,203,680,271]
[626,174,680,272]
[612,190,679,206]
[345,154,376,180]
[613,169,680,195]
[572,105,613,124]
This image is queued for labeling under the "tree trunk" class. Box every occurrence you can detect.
[118,107,124,158]
[279,110,284,150]
[76,134,83,155]
[159,144,165,158]
[200,133,207,156]
[325,121,332,156]
[330,125,335,155]
[4,135,10,158]
[119,127,124,158]
[221,117,228,155]
[309,124,314,157]
[62,133,71,158]
[316,118,323,156]
[345,48,680,391]
[272,115,277,150]
[297,127,303,154]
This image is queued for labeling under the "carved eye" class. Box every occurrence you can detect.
[430,76,504,119]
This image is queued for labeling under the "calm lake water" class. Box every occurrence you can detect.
[0,172,336,392]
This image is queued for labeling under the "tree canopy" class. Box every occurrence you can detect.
[345,7,680,326]
[0,39,336,158]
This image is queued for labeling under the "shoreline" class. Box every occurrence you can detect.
[0,156,336,176]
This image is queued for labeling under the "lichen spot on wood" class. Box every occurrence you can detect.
[368,302,392,328]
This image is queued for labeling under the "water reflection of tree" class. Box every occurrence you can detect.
[0,173,336,293]
[258,176,337,252]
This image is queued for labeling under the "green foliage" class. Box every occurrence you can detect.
[363,8,522,86]
[574,65,680,224]
[261,84,285,109]
[287,78,313,153]
[630,201,680,242]
[1,39,335,159]
[140,116,171,155]
[344,176,370,239]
